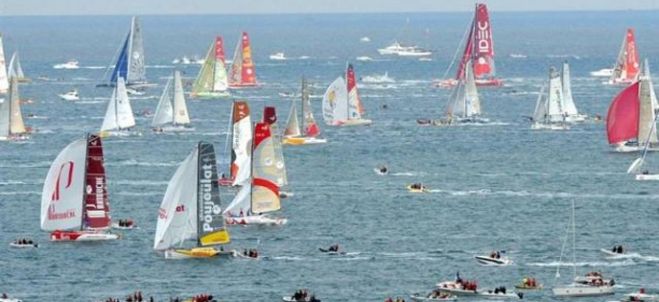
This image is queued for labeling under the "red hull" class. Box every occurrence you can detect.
[50,230,83,241]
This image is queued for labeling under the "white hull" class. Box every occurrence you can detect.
[590,68,614,77]
[474,255,513,266]
[9,242,38,248]
[636,174,659,181]
[614,143,659,153]
[111,222,137,230]
[52,232,119,242]
[564,114,588,123]
[100,130,143,137]
[396,50,432,57]
[0,298,23,302]
[333,119,372,127]
[225,214,288,226]
[531,123,570,130]
[282,297,318,302]
[410,294,457,301]
[600,248,626,256]
[553,285,614,297]
[153,125,195,133]
[58,94,80,101]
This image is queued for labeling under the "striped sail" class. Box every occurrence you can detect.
[230,101,252,186]
[192,36,229,95]
[251,122,281,214]
[107,17,146,86]
[229,32,257,87]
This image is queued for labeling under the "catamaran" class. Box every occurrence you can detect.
[154,141,231,259]
[552,200,615,297]
[531,67,569,130]
[40,134,119,241]
[100,77,138,137]
[98,16,147,87]
[283,77,327,145]
[608,28,640,85]
[152,70,193,132]
[219,101,252,186]
[435,60,487,126]
[228,32,258,88]
[223,122,287,226]
[8,52,28,83]
[0,77,30,141]
[607,60,658,152]
[322,64,372,126]
[0,34,9,94]
[437,3,501,87]
[191,36,230,98]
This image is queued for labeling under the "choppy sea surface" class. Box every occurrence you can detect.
[1,11,659,301]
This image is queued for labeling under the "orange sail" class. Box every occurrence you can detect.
[610,29,640,85]
[229,32,257,87]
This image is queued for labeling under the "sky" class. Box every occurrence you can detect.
[1,0,658,15]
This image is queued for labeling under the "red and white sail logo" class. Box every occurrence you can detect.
[51,161,75,202]
[473,4,493,76]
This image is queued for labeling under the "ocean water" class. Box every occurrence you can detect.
[1,11,659,301]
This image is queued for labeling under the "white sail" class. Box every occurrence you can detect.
[643,59,659,115]
[0,95,8,138]
[638,76,657,144]
[532,85,547,122]
[8,52,25,80]
[8,77,26,134]
[251,123,281,214]
[464,61,481,117]
[322,77,348,125]
[546,68,565,122]
[213,50,228,92]
[223,185,251,216]
[283,102,301,137]
[40,139,87,231]
[270,122,288,186]
[101,77,136,131]
[561,62,578,116]
[0,34,8,94]
[347,87,363,120]
[172,70,190,125]
[127,16,146,84]
[447,79,467,118]
[154,148,199,250]
[152,79,174,127]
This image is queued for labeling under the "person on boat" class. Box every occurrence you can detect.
[328,244,339,252]
[239,209,244,217]
[495,251,501,259]
[379,165,388,174]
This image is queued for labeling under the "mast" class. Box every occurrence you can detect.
[300,77,306,127]
[195,142,202,247]
[571,199,577,279]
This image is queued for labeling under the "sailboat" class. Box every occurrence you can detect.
[219,101,252,186]
[263,106,295,198]
[99,17,147,87]
[627,115,659,181]
[0,34,9,94]
[40,134,119,241]
[100,77,138,137]
[8,52,28,83]
[191,36,230,98]
[154,141,231,259]
[322,64,372,126]
[607,60,657,152]
[560,62,587,122]
[282,77,327,145]
[608,29,640,85]
[437,3,501,88]
[223,122,287,226]
[228,32,258,88]
[531,67,569,130]
[0,77,30,141]
[435,60,487,125]
[152,70,193,132]
[552,200,615,297]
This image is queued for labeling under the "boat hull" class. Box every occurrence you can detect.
[50,230,119,242]
[9,242,38,248]
[191,91,231,98]
[436,78,503,88]
[225,214,287,226]
[613,143,659,153]
[333,119,372,127]
[407,185,429,193]
[164,247,220,259]
[282,136,327,145]
[474,255,513,266]
[531,123,569,130]
[410,294,457,301]
[58,94,79,101]
[636,174,659,181]
[552,285,614,297]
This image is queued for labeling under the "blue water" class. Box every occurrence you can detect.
[1,11,659,301]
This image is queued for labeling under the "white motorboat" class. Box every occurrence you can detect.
[58,89,80,101]
[225,214,287,226]
[9,241,38,248]
[591,68,614,77]
[270,52,286,60]
[378,41,431,57]
[552,285,614,297]
[356,56,374,62]
[474,254,513,266]
[53,60,79,69]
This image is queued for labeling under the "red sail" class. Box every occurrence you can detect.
[624,29,640,81]
[305,123,320,137]
[253,122,270,151]
[240,32,257,86]
[607,82,640,144]
[472,3,495,78]
[455,20,475,80]
[84,134,111,229]
[215,36,225,62]
[263,106,277,125]
[346,64,364,114]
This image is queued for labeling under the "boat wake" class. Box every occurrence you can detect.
[428,188,659,200]
[527,259,636,267]
[106,159,180,167]
[391,172,417,176]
